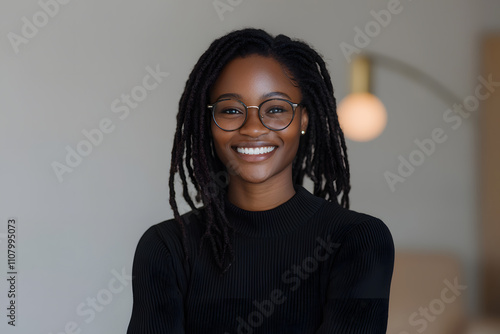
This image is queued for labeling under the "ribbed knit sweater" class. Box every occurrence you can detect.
[127,185,394,334]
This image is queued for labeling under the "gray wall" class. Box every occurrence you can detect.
[1,0,499,332]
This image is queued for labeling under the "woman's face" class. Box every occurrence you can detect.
[209,54,308,186]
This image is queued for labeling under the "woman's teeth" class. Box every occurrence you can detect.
[236,146,276,155]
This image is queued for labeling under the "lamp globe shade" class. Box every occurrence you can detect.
[338,92,387,142]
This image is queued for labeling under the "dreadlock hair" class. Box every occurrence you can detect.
[169,28,350,273]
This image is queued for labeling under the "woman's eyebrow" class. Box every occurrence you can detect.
[214,91,292,101]
[214,93,242,100]
[261,91,292,100]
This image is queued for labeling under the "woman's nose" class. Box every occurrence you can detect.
[238,106,269,137]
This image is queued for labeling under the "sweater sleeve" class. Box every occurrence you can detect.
[315,218,395,334]
[127,226,185,334]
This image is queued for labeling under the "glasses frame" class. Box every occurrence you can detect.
[207,98,301,132]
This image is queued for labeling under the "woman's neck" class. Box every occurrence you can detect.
[226,174,296,211]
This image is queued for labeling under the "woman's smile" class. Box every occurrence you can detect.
[232,143,278,162]
[234,145,276,155]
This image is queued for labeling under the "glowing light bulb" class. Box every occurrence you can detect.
[338,92,387,142]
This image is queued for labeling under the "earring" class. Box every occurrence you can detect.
[301,130,306,135]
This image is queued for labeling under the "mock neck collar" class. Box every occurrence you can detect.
[224,185,326,237]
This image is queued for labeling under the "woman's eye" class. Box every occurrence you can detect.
[266,107,286,114]
[221,108,242,114]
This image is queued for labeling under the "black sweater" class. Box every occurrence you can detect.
[127,185,394,333]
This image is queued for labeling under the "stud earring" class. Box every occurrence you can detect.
[301,130,306,135]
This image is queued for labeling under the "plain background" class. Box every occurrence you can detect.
[1,0,500,332]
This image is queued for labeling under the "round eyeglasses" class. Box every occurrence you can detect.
[207,98,301,131]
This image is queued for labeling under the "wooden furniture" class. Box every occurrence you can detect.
[480,35,500,318]
[388,252,500,334]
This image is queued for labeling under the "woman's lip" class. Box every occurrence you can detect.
[232,142,278,148]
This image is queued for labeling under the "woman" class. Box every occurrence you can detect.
[127,28,394,334]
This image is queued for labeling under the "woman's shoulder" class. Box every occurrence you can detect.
[136,209,203,258]
[295,185,392,245]
[313,199,393,249]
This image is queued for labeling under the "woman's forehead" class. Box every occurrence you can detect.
[210,55,302,103]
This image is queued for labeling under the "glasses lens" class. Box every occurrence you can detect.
[260,99,294,130]
[213,99,246,131]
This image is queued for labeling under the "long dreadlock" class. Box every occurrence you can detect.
[168,28,350,273]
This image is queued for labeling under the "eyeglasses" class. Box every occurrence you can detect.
[207,98,301,131]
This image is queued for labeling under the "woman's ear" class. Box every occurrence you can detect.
[300,107,309,133]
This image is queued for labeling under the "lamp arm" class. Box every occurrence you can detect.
[364,52,462,107]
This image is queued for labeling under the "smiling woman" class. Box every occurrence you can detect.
[127,28,395,334]
[209,55,308,205]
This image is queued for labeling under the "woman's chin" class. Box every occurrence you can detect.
[230,169,273,185]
